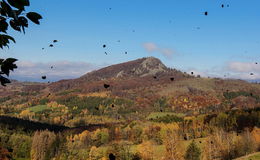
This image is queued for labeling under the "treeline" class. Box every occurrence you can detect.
[176,108,260,141]
[0,116,68,133]
[205,108,260,132]
[56,96,134,115]
[1,122,260,160]
[223,91,260,101]
[149,114,184,123]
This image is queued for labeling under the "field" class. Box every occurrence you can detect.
[235,152,260,160]
[146,112,185,120]
[28,105,48,113]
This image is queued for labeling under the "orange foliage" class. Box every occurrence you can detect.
[171,94,220,110]
[251,127,260,144]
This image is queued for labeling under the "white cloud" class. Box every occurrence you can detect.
[183,61,260,81]
[228,62,260,73]
[10,61,104,82]
[143,42,174,59]
[225,61,260,80]
[160,48,174,58]
[143,43,158,52]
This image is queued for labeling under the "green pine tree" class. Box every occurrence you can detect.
[185,140,201,160]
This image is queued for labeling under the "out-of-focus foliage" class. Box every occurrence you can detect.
[0,0,42,86]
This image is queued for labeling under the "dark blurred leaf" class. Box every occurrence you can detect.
[7,0,30,10]
[0,34,16,48]
[0,75,11,86]
[10,19,21,32]
[1,58,18,76]
[18,16,28,33]
[26,12,42,24]
[0,17,8,33]
[0,1,13,17]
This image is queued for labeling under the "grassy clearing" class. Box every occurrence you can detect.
[97,137,208,160]
[235,152,260,160]
[28,105,48,113]
[146,112,185,120]
[159,78,216,96]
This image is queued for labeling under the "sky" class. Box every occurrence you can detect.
[2,0,260,82]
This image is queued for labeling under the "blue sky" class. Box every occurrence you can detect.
[2,0,260,81]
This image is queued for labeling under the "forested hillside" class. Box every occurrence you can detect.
[1,57,260,160]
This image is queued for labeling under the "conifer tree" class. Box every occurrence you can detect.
[185,140,201,160]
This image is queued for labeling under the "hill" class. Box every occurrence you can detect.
[0,57,260,124]
[48,57,189,92]
[1,57,260,160]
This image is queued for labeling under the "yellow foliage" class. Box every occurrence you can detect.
[137,141,155,160]
[155,124,181,147]
[88,146,103,160]
[20,109,35,119]
[20,109,30,116]
[80,91,110,98]
[53,116,61,124]
[79,130,90,142]
[47,101,58,108]
[163,130,184,160]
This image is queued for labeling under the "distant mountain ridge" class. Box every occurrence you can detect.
[48,57,188,92]
[79,57,169,81]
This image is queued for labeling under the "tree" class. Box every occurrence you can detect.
[8,133,32,159]
[241,128,257,155]
[31,130,57,160]
[185,140,201,160]
[107,141,133,160]
[204,130,239,160]
[162,128,184,160]
[0,0,42,86]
